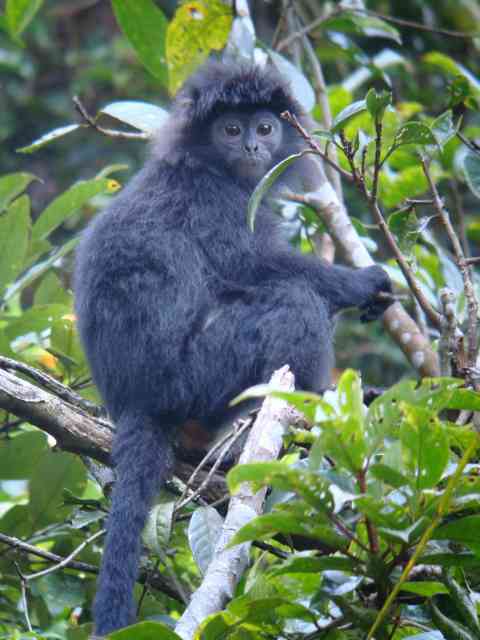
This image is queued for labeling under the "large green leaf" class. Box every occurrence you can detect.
[247,151,311,231]
[32,177,115,243]
[463,150,480,198]
[109,622,181,639]
[5,0,43,39]
[323,10,401,44]
[166,0,232,94]
[3,235,79,302]
[17,123,82,153]
[0,431,47,479]
[99,101,168,135]
[0,171,37,211]
[331,99,367,132]
[29,450,86,526]
[0,194,30,297]
[111,0,168,84]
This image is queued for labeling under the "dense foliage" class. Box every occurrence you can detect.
[0,1,479,639]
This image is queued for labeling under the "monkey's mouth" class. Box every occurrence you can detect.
[236,156,268,178]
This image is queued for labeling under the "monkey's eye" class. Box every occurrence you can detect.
[257,123,273,136]
[225,123,241,137]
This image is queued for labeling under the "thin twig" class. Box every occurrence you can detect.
[281,111,353,181]
[438,288,460,376]
[276,8,341,51]
[421,156,479,364]
[73,96,148,140]
[0,532,99,575]
[456,131,480,154]
[364,9,479,39]
[175,419,252,513]
[24,529,105,580]
[338,133,442,329]
[14,562,32,632]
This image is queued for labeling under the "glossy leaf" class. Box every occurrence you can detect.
[5,0,43,39]
[323,10,401,44]
[99,101,168,135]
[143,496,175,555]
[395,122,436,147]
[166,0,232,94]
[0,195,30,296]
[32,177,114,242]
[247,151,311,231]
[331,99,367,132]
[188,506,223,575]
[462,150,480,198]
[111,0,168,84]
[17,124,82,153]
[366,88,392,121]
[0,171,37,211]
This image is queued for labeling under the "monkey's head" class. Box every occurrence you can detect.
[158,60,309,184]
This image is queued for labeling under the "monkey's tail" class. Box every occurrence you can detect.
[93,413,173,636]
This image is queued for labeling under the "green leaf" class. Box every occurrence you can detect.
[423,52,480,96]
[32,177,113,243]
[400,405,449,490]
[395,122,436,147]
[188,506,223,575]
[5,0,43,39]
[272,556,357,575]
[366,88,392,121]
[331,99,367,133]
[0,171,37,211]
[0,431,47,479]
[0,195,30,297]
[29,450,86,526]
[388,208,420,256]
[430,600,476,640]
[3,235,79,302]
[443,570,480,633]
[431,110,456,149]
[17,124,82,153]
[143,495,175,555]
[400,581,448,597]
[434,516,480,544]
[462,150,480,198]
[323,11,401,44]
[33,573,86,616]
[111,0,168,84]
[369,463,409,488]
[166,0,232,94]
[99,101,168,135]
[247,151,311,231]
[109,622,182,640]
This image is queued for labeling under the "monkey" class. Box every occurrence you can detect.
[73,60,393,635]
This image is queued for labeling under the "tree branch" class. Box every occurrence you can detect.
[175,366,296,639]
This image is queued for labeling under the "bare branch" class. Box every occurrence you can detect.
[422,157,479,366]
[73,95,148,141]
[0,355,102,417]
[175,366,296,639]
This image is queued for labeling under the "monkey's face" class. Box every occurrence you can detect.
[210,109,283,182]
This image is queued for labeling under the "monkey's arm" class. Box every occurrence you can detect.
[259,250,392,320]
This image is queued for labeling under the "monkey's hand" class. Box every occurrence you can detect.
[358,266,394,323]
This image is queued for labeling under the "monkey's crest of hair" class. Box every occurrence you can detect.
[174,60,304,125]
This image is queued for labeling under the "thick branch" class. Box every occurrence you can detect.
[0,367,227,499]
[175,366,296,639]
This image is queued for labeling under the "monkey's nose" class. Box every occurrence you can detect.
[244,143,258,153]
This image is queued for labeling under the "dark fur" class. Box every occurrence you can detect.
[74,60,392,635]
